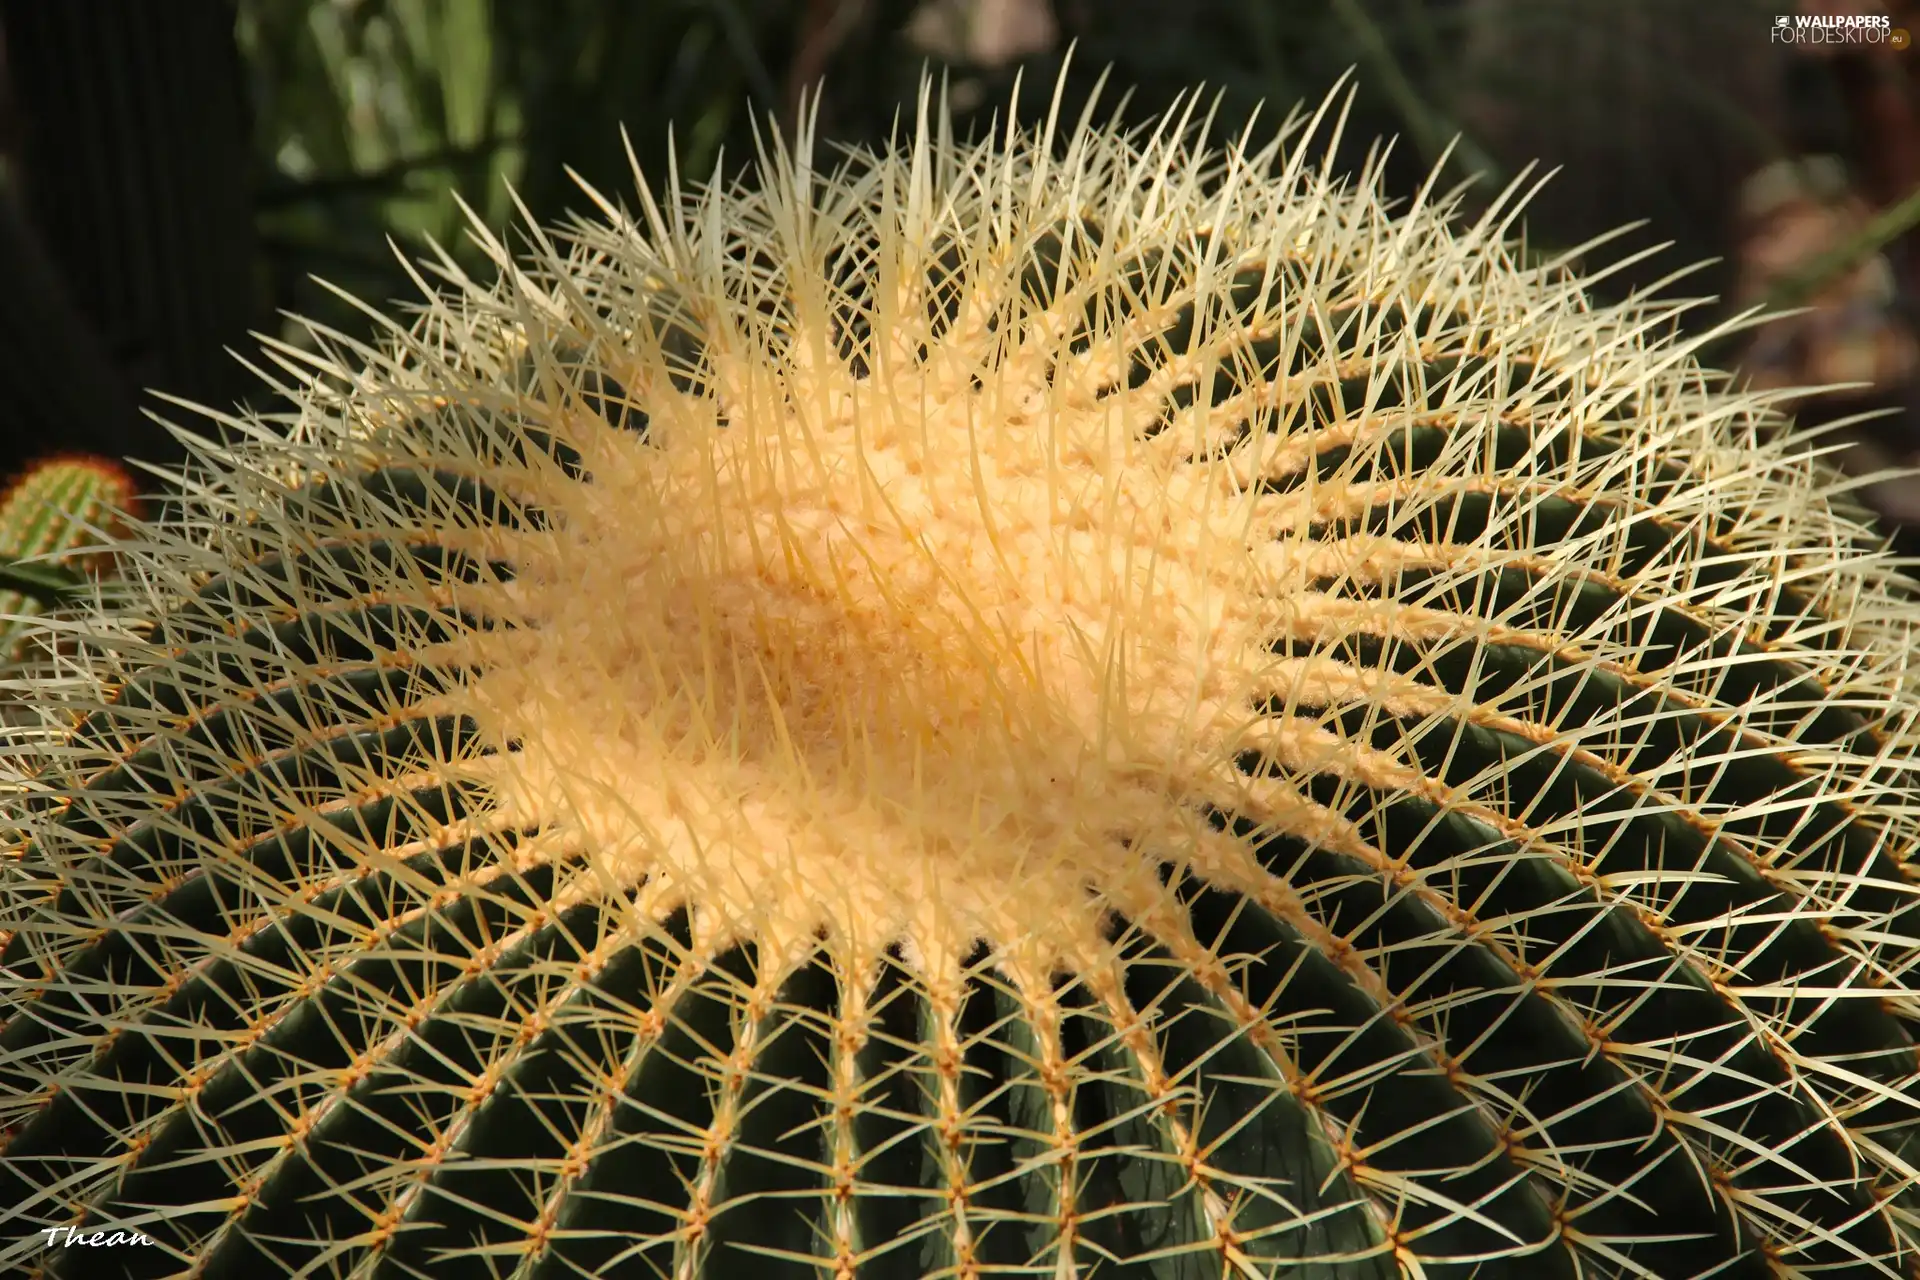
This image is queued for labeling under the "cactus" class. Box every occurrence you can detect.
[4,73,1920,1279]
[0,456,137,664]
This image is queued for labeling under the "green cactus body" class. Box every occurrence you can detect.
[4,76,1920,1279]
[0,456,136,661]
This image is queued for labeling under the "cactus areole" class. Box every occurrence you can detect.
[6,72,1920,1279]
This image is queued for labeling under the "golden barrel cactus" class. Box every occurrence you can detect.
[0,456,139,663]
[4,75,1920,1278]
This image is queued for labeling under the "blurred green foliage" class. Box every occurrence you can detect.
[232,0,1796,363]
[240,0,919,348]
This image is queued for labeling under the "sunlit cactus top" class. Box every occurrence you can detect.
[6,70,1920,1280]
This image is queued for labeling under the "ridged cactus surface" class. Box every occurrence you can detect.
[5,78,1920,1279]
[0,456,137,662]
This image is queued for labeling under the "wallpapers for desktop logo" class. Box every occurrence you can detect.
[1774,11,1910,48]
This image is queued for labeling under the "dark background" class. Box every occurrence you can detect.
[1,0,1910,526]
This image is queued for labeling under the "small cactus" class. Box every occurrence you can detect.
[0,455,137,663]
[4,74,1920,1278]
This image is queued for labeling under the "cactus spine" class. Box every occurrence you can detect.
[3,74,1920,1278]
